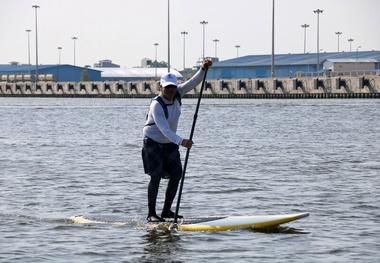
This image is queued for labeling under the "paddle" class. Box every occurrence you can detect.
[173,67,209,225]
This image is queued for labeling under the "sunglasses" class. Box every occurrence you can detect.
[164,85,177,89]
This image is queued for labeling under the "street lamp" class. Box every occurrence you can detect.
[58,47,62,64]
[301,24,309,54]
[26,29,31,75]
[356,46,361,74]
[180,31,188,70]
[271,0,275,77]
[335,32,342,52]
[235,45,241,58]
[313,9,323,73]
[154,43,159,79]
[307,51,312,73]
[32,5,40,82]
[71,37,78,66]
[200,21,208,59]
[213,39,219,58]
[167,0,170,72]
[348,38,354,52]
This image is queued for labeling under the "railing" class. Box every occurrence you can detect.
[296,70,379,78]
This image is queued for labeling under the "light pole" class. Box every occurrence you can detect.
[167,0,170,72]
[356,46,361,74]
[307,51,312,73]
[235,45,241,58]
[71,37,78,66]
[313,9,323,72]
[335,32,342,52]
[58,47,62,64]
[32,5,40,82]
[348,38,354,52]
[213,39,219,58]
[180,31,188,70]
[271,0,275,77]
[200,21,208,59]
[26,29,31,75]
[154,43,159,79]
[301,24,309,54]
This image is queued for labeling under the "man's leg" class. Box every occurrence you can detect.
[161,175,183,218]
[147,175,165,222]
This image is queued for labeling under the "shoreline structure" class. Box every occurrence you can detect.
[1,75,379,99]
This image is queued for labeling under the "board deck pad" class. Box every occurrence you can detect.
[160,216,228,224]
[69,212,309,232]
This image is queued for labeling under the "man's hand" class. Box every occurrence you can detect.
[202,58,213,70]
[181,139,193,149]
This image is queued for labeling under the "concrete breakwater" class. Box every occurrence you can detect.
[1,75,379,99]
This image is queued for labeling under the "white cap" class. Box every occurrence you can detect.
[160,73,178,87]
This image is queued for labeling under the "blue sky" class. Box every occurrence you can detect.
[1,0,379,70]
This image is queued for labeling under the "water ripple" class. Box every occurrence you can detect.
[0,98,379,262]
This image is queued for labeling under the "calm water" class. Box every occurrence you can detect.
[0,97,379,263]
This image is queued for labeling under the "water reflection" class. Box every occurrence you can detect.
[252,226,310,234]
[140,229,183,263]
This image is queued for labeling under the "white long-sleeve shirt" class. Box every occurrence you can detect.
[143,68,206,145]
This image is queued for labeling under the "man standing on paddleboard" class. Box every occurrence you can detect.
[142,58,212,222]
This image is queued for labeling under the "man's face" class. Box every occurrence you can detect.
[161,85,177,100]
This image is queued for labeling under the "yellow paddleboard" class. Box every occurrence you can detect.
[173,213,309,231]
[70,212,309,232]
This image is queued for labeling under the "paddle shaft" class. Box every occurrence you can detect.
[174,67,208,223]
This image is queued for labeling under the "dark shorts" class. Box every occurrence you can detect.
[142,136,182,179]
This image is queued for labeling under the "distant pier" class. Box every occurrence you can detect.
[1,75,379,99]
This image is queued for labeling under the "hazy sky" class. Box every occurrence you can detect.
[1,0,379,70]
